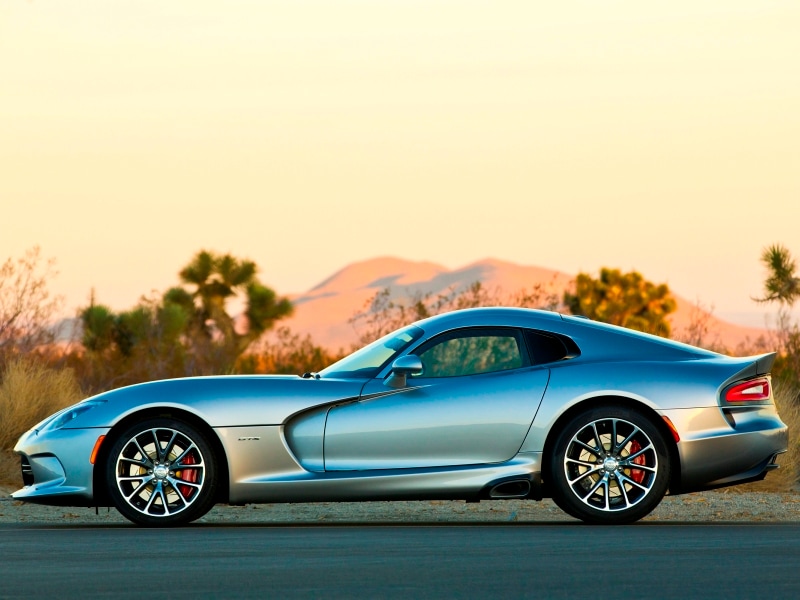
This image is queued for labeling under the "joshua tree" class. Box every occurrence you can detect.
[755,244,800,389]
[175,250,292,353]
[756,244,800,307]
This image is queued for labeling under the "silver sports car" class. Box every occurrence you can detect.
[13,308,788,525]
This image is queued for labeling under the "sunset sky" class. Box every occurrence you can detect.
[2,1,799,328]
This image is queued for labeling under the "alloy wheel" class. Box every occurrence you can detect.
[563,417,658,512]
[113,425,207,519]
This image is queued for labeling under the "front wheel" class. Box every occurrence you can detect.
[548,406,671,524]
[105,418,218,526]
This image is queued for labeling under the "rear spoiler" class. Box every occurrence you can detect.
[721,352,777,390]
[754,352,777,376]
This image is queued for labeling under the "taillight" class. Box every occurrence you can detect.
[725,377,771,403]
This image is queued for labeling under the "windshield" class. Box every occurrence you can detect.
[319,325,424,379]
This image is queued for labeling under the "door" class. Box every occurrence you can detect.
[324,327,550,470]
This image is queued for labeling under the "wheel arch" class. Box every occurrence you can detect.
[92,407,231,506]
[540,395,681,497]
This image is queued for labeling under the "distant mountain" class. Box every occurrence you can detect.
[279,257,771,352]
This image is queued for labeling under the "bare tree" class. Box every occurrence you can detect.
[672,298,722,351]
[0,247,62,356]
[349,280,561,347]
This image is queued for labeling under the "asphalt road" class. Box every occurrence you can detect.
[1,523,798,599]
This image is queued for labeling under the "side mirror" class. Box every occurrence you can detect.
[391,355,424,376]
[385,355,423,388]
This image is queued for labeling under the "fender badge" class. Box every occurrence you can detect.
[237,437,261,441]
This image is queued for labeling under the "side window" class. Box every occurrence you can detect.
[416,329,525,378]
[525,330,579,364]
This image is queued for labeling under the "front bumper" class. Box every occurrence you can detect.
[11,426,110,506]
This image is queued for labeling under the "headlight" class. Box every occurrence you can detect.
[36,400,105,433]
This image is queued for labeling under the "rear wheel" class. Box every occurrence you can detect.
[105,418,218,526]
[548,406,670,524]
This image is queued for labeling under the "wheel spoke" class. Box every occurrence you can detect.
[143,483,160,514]
[616,471,649,492]
[582,473,607,500]
[610,419,618,453]
[566,457,598,469]
[621,461,656,473]
[119,456,150,469]
[625,443,652,462]
[124,477,154,501]
[157,486,171,515]
[567,465,603,486]
[574,439,603,458]
[150,429,161,458]
[161,430,179,462]
[163,478,187,505]
[591,422,605,452]
[613,476,632,509]
[585,475,612,511]
[171,444,199,467]
[132,438,152,465]
[118,474,153,483]
[613,427,637,455]
[168,475,202,490]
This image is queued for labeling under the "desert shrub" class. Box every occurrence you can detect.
[732,379,800,493]
[772,325,800,390]
[564,268,676,337]
[0,357,83,485]
[240,327,345,375]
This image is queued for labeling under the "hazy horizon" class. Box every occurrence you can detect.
[33,253,794,332]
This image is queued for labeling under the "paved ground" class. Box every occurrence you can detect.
[1,488,799,525]
[2,523,799,599]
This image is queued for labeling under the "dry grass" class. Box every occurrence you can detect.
[0,450,21,489]
[0,357,83,486]
[732,380,800,493]
[769,381,800,490]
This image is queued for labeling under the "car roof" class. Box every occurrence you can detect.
[412,307,719,361]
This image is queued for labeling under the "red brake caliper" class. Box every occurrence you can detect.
[177,453,198,499]
[629,440,646,484]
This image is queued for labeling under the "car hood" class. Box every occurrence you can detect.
[66,375,367,429]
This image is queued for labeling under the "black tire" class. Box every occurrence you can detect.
[105,418,218,526]
[548,405,670,525]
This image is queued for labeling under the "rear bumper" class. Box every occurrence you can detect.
[662,405,788,493]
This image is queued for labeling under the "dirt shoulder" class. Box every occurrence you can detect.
[2,486,798,526]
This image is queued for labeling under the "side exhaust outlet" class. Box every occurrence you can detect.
[488,479,531,499]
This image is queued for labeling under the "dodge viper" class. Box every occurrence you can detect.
[12,308,788,525]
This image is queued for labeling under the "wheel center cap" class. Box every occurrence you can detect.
[603,457,619,472]
[154,465,169,479]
